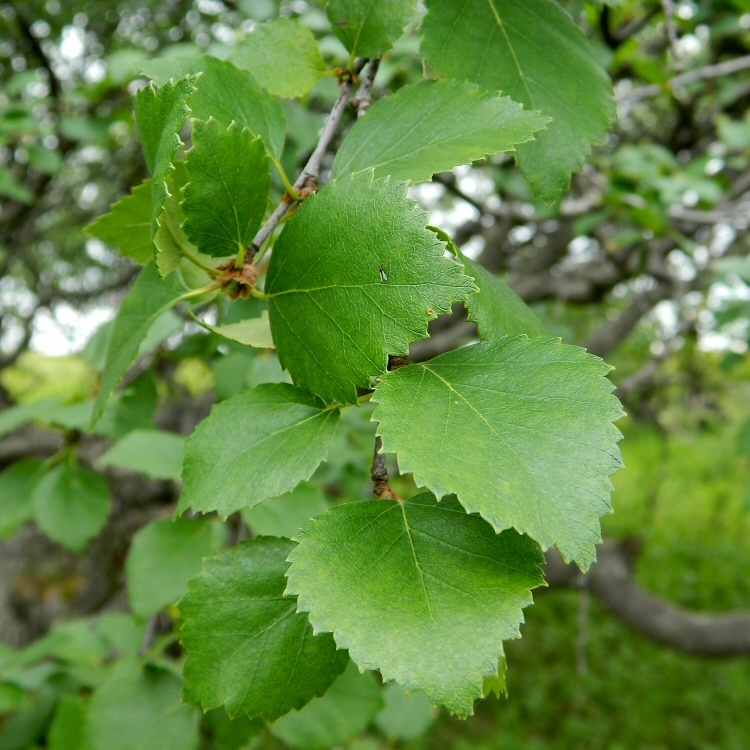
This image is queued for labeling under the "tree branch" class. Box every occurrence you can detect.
[352,58,381,118]
[544,544,750,656]
[248,59,367,257]
[621,54,750,103]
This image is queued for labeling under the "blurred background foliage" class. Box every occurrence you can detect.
[1,0,750,748]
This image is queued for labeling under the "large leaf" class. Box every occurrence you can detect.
[31,464,111,552]
[266,172,475,404]
[91,264,184,428]
[333,80,548,184]
[86,660,199,750]
[269,662,382,750]
[85,179,153,265]
[0,459,46,540]
[421,0,615,203]
[286,493,544,717]
[126,517,226,618]
[178,383,340,518]
[183,119,270,258]
[372,339,624,569]
[230,18,327,98]
[134,76,197,232]
[97,429,185,481]
[141,56,285,159]
[326,0,415,58]
[180,538,348,721]
[458,249,547,338]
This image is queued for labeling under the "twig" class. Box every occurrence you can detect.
[371,355,409,499]
[352,58,381,118]
[621,54,750,103]
[139,613,159,656]
[371,436,394,499]
[248,59,368,258]
[660,0,682,68]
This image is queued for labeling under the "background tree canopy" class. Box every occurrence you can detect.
[1,0,749,748]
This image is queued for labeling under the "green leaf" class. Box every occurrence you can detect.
[270,662,382,750]
[154,161,209,278]
[266,172,476,404]
[48,695,87,750]
[198,310,274,349]
[375,682,437,741]
[141,56,285,159]
[231,18,327,98]
[31,464,111,552]
[458,248,548,338]
[126,517,227,618]
[134,76,198,233]
[96,429,185,481]
[180,538,348,720]
[179,383,339,518]
[481,654,507,698]
[0,459,46,539]
[85,179,153,265]
[91,264,185,428]
[183,119,270,258]
[372,339,624,569]
[421,0,615,203]
[286,493,544,717]
[86,660,199,750]
[242,481,329,538]
[333,80,548,184]
[326,0,415,58]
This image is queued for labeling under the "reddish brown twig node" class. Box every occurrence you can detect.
[215,260,257,299]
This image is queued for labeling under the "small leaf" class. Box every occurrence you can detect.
[372,339,624,569]
[326,0,416,58]
[91,264,185,428]
[270,662,382,749]
[126,517,227,618]
[154,161,209,278]
[85,179,153,265]
[375,683,437,741]
[141,56,285,159]
[333,80,548,184]
[183,119,270,258]
[242,482,330,538]
[97,429,185,481]
[134,76,198,233]
[266,172,476,404]
[180,538,348,720]
[421,0,615,203]
[198,311,274,349]
[179,383,340,518]
[31,464,111,552]
[0,459,46,540]
[86,660,199,750]
[231,18,327,98]
[457,248,548,338]
[286,493,544,717]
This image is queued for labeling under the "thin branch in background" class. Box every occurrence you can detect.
[660,0,682,68]
[352,58,381,118]
[621,54,750,102]
[248,59,368,258]
[138,613,159,657]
